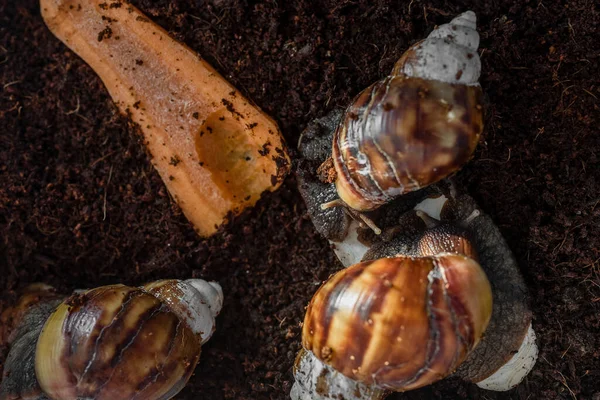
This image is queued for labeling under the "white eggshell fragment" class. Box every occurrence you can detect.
[413,194,449,220]
[330,220,370,267]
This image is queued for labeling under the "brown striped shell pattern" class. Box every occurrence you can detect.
[0,279,222,400]
[301,216,492,392]
[330,11,484,211]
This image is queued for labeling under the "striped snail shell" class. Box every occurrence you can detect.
[331,11,484,211]
[297,216,492,396]
[0,279,222,400]
[301,253,492,392]
[414,210,479,261]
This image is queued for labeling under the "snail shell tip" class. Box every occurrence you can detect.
[452,10,477,30]
[400,10,481,85]
[185,279,224,317]
[144,279,223,344]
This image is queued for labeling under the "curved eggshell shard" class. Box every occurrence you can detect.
[35,285,201,400]
[476,323,538,391]
[333,76,483,211]
[302,254,492,391]
[291,349,386,400]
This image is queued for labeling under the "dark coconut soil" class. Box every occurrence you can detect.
[1,0,599,399]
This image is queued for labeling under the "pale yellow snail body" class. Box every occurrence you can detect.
[0,279,223,400]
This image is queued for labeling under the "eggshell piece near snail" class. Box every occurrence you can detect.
[291,349,386,400]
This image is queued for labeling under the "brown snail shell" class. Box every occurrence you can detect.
[330,11,483,212]
[35,285,200,400]
[0,280,222,400]
[302,253,492,391]
[414,211,479,261]
[332,75,483,212]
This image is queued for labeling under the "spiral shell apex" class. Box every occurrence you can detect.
[393,10,481,85]
[302,254,492,391]
[332,11,484,211]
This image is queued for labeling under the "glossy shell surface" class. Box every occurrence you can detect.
[142,279,223,344]
[35,284,201,400]
[333,76,483,211]
[302,254,492,391]
[416,223,479,261]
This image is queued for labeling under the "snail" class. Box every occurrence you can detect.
[319,11,483,232]
[292,193,538,399]
[0,279,223,400]
[294,12,537,398]
[292,213,492,399]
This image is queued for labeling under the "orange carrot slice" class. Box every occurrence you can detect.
[41,0,290,237]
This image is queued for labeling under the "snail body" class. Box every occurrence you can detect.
[415,210,479,260]
[329,11,483,212]
[0,279,223,400]
[293,8,536,398]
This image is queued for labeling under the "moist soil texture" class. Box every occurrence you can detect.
[1,0,599,399]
